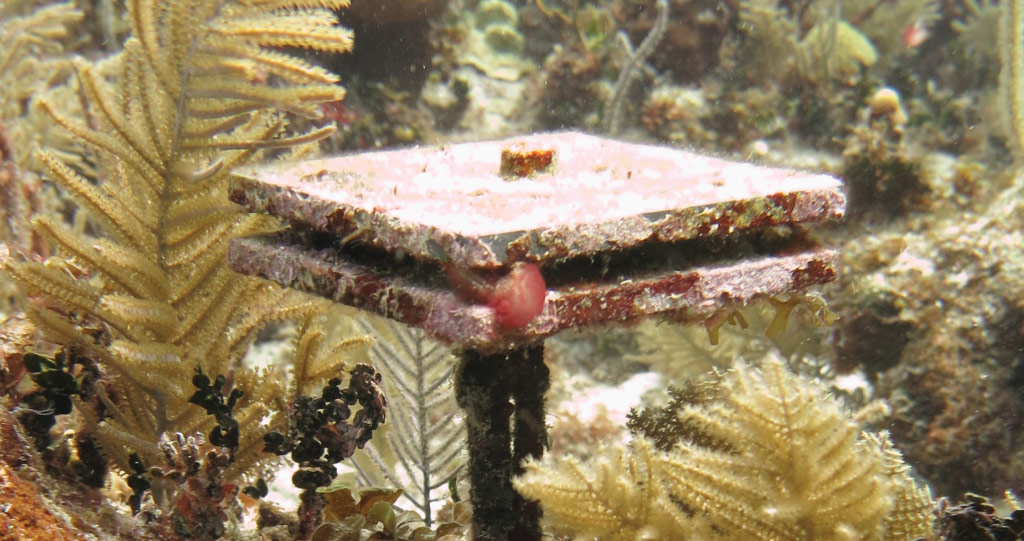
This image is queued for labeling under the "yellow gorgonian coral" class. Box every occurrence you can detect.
[514,355,934,541]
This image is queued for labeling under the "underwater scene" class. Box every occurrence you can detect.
[0,0,1022,539]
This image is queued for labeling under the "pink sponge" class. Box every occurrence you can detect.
[487,263,546,329]
[446,262,547,329]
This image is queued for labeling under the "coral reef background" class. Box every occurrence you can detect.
[2,0,1024,539]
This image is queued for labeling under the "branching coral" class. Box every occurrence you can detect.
[0,0,363,519]
[0,1,81,262]
[0,0,82,167]
[514,356,935,540]
[350,316,465,527]
[601,0,668,135]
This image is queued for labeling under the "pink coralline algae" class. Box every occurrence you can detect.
[228,131,846,350]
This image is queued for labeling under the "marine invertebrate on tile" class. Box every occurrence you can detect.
[514,356,935,540]
[446,261,546,329]
[0,312,36,395]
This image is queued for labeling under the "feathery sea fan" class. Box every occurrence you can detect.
[514,355,934,540]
